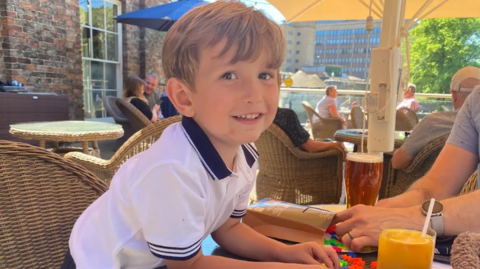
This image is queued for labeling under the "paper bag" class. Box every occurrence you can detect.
[243,198,336,244]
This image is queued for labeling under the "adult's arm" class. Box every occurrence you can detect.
[328,104,345,124]
[391,147,414,169]
[391,116,436,169]
[334,188,480,252]
[378,91,479,207]
[378,144,478,208]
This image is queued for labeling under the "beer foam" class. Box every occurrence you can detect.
[347,153,383,163]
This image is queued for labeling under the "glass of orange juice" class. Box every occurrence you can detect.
[377,222,436,269]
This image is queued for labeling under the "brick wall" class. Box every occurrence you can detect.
[0,1,6,83]
[0,0,168,120]
[0,0,84,120]
[121,0,167,81]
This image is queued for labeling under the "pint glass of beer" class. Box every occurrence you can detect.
[345,153,383,208]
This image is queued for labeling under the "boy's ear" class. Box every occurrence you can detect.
[166,78,195,117]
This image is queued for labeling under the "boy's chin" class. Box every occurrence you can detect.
[236,132,262,145]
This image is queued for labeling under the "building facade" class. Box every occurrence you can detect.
[282,20,383,79]
[281,22,316,73]
[0,0,169,120]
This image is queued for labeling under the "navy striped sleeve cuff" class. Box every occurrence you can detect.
[148,238,202,260]
[230,208,247,218]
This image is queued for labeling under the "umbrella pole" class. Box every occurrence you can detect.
[366,0,404,153]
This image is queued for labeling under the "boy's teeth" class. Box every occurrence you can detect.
[237,113,259,119]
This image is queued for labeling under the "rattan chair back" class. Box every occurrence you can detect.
[301,101,343,140]
[0,140,107,268]
[395,109,414,131]
[398,107,419,127]
[460,170,478,195]
[383,134,449,198]
[65,116,182,184]
[251,123,343,205]
[116,98,152,132]
[103,96,127,123]
[350,106,368,129]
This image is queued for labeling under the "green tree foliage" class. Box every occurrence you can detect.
[409,18,480,93]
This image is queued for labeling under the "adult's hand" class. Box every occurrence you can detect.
[332,205,424,252]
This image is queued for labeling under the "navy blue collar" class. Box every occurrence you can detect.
[181,116,258,180]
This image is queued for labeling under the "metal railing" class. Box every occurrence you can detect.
[279,87,452,125]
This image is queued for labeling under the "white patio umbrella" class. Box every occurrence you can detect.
[267,0,480,152]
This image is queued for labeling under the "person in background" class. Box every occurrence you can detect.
[392,66,480,169]
[123,76,160,123]
[274,107,346,159]
[396,83,420,112]
[144,73,162,110]
[314,85,346,126]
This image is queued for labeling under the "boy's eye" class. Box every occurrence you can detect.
[259,73,272,80]
[221,72,237,80]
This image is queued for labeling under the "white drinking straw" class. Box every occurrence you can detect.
[422,198,435,237]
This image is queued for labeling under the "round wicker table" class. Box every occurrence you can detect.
[334,129,407,152]
[10,121,123,156]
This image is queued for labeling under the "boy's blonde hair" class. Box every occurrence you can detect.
[162,0,286,91]
[123,76,148,104]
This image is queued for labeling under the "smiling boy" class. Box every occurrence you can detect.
[67,1,339,269]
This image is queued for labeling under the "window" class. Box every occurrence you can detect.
[285,67,291,71]
[295,59,299,63]
[288,49,292,54]
[288,40,293,45]
[296,41,300,45]
[295,68,299,72]
[296,50,300,55]
[286,59,292,63]
[288,31,293,36]
[297,32,301,36]
[80,0,122,119]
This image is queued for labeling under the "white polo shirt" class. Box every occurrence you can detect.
[69,116,258,269]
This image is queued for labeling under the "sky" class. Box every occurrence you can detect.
[204,0,286,23]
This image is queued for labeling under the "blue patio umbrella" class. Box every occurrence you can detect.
[116,0,208,31]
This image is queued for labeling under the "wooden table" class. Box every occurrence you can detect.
[334,129,407,152]
[10,121,123,156]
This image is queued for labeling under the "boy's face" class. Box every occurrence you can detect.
[189,40,279,147]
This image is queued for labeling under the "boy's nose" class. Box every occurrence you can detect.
[243,81,263,104]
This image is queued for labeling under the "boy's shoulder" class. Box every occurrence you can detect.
[112,122,204,185]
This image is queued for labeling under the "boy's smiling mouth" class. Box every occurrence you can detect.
[234,113,260,120]
[233,113,263,124]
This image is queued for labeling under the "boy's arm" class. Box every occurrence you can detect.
[165,251,322,269]
[211,218,338,269]
[165,218,333,269]
[211,218,287,262]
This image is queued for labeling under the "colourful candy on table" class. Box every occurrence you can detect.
[325,225,374,253]
[338,253,377,269]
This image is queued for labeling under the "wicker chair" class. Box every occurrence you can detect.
[65,116,182,184]
[103,96,134,150]
[116,98,152,133]
[460,170,478,195]
[0,140,107,268]
[350,106,368,129]
[398,107,419,128]
[395,109,414,131]
[250,124,344,205]
[301,101,343,140]
[382,134,449,199]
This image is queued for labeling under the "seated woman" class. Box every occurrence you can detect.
[123,76,160,123]
[314,85,346,126]
[274,107,346,159]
